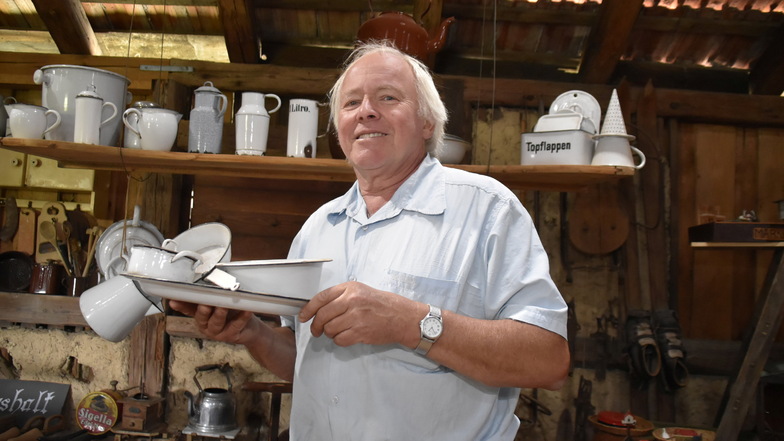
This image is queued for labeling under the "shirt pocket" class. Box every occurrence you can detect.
[383,268,459,307]
[384,267,487,319]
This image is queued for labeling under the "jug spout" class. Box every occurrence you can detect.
[427,17,456,55]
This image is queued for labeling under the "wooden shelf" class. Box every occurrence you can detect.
[0,137,635,191]
[691,241,784,248]
[0,292,87,327]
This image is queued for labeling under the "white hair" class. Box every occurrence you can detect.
[328,41,448,154]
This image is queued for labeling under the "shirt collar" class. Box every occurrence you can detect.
[328,154,446,223]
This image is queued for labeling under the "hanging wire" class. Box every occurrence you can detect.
[119,0,161,256]
[156,0,168,103]
[489,0,497,172]
[117,0,152,188]
[476,0,498,174]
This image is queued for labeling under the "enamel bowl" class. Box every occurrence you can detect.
[204,258,330,300]
[436,134,471,164]
[162,222,232,276]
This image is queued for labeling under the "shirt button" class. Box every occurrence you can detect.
[349,276,356,282]
[332,395,339,405]
[362,226,368,231]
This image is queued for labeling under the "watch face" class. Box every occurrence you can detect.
[422,316,443,339]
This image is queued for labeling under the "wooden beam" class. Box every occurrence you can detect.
[579,0,643,84]
[442,3,595,26]
[636,80,669,311]
[634,11,779,37]
[218,0,259,64]
[30,0,102,55]
[82,0,216,5]
[127,314,167,397]
[749,23,784,96]
[255,0,413,13]
[457,74,784,126]
[654,87,784,126]
[0,293,86,327]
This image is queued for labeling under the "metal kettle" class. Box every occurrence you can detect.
[184,363,237,433]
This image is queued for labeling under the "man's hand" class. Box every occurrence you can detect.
[298,281,422,348]
[169,300,259,345]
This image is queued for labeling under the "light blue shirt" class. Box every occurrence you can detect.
[282,154,567,441]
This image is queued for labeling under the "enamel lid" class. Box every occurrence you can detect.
[195,81,221,94]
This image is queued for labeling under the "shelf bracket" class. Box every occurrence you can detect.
[140,65,194,72]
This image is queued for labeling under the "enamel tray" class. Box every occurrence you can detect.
[126,274,307,316]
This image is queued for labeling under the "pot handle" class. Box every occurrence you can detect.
[170,250,203,271]
[43,110,62,135]
[105,254,129,279]
[123,108,142,137]
[630,146,647,170]
[33,69,49,86]
[193,363,233,392]
[265,94,282,114]
[217,94,228,118]
[101,102,119,127]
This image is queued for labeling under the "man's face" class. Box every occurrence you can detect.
[336,51,434,179]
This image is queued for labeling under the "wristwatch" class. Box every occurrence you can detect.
[415,304,443,356]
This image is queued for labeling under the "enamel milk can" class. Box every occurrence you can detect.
[188,81,228,154]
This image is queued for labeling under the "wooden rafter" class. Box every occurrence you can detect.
[749,23,784,96]
[579,0,643,84]
[217,0,258,64]
[30,0,101,55]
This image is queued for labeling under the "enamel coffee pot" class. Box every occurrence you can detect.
[73,86,118,145]
[189,81,228,154]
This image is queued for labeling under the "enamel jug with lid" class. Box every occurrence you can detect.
[73,85,118,145]
[188,81,228,154]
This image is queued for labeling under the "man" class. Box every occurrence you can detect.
[171,42,569,440]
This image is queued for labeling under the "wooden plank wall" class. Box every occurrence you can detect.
[676,124,784,341]
[189,176,352,261]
